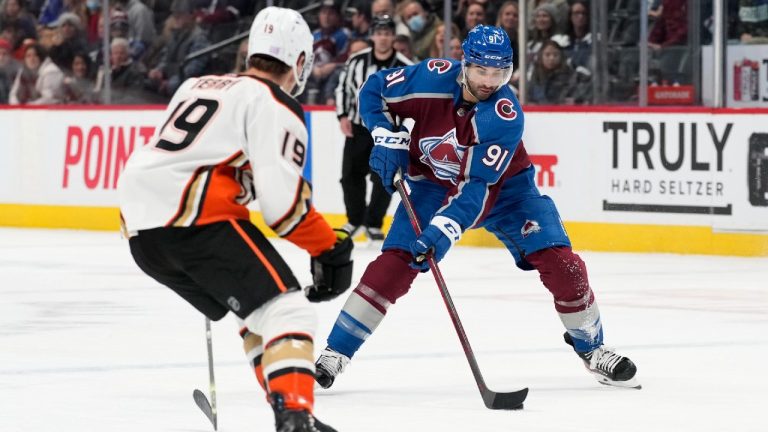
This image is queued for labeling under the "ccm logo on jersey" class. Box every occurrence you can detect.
[427,59,452,74]
[495,98,517,121]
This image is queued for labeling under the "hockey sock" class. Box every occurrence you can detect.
[327,250,418,357]
[240,327,266,391]
[263,334,316,412]
[526,246,603,352]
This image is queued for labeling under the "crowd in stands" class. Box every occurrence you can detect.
[0,0,765,106]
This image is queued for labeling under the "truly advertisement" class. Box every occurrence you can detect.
[523,111,768,232]
[602,120,732,215]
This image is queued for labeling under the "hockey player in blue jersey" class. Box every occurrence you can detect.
[315,25,639,391]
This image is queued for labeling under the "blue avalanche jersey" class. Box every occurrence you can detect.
[358,58,530,230]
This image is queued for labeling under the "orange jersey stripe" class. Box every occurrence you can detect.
[229,219,288,293]
[281,206,337,257]
[194,164,249,225]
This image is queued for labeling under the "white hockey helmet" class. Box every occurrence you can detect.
[247,7,314,96]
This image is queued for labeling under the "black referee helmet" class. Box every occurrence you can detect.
[370,14,396,34]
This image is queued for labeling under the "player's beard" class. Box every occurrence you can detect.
[467,80,496,101]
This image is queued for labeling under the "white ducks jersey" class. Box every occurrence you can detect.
[118,74,335,256]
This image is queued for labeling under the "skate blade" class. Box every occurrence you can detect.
[594,373,642,389]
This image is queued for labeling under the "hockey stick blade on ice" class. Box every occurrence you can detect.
[193,388,217,430]
[193,318,218,430]
[394,173,528,410]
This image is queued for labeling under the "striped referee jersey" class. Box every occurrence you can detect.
[335,47,413,125]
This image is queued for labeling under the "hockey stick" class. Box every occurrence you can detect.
[193,318,218,430]
[393,173,528,410]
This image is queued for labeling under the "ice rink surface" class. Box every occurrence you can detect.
[1,228,766,432]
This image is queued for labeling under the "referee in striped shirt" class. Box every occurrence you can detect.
[335,14,413,241]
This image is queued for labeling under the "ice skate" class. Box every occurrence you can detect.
[314,347,350,389]
[564,332,641,389]
[269,393,337,432]
[340,223,362,238]
[366,227,385,245]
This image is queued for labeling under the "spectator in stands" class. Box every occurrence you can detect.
[400,0,441,61]
[194,0,247,27]
[460,2,486,38]
[231,38,247,73]
[648,0,687,49]
[142,11,174,75]
[347,37,370,56]
[10,42,64,104]
[737,0,768,44]
[99,37,145,103]
[146,0,208,97]
[321,37,370,106]
[526,0,568,33]
[113,0,155,48]
[109,9,145,61]
[0,21,23,60]
[496,1,520,68]
[372,0,409,35]
[193,0,248,44]
[0,37,20,102]
[82,0,99,47]
[527,3,559,75]
[49,11,85,71]
[60,50,93,103]
[1,0,37,42]
[428,22,459,58]
[561,0,591,71]
[528,39,588,104]
[8,39,39,102]
[37,0,62,27]
[313,0,351,61]
[393,33,416,61]
[371,0,394,18]
[447,34,462,60]
[347,0,372,39]
[305,0,351,104]
[63,0,87,28]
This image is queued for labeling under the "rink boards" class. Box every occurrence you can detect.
[0,105,766,256]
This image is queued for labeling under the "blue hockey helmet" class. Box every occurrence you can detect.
[461,25,514,69]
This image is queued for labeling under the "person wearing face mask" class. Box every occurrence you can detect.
[399,0,441,61]
[83,0,101,47]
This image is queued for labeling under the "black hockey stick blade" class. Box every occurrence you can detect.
[483,387,528,410]
[193,388,218,430]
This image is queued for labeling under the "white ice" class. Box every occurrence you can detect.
[1,228,766,432]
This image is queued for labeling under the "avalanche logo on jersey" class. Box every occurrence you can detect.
[418,128,466,184]
[521,219,541,238]
[427,59,452,74]
[495,98,517,121]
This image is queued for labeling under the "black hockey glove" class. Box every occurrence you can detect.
[305,230,354,302]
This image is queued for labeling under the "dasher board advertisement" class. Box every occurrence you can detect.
[522,111,768,232]
[702,44,768,108]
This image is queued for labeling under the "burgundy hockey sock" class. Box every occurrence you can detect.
[525,246,594,313]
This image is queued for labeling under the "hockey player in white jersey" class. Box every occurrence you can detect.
[118,7,351,432]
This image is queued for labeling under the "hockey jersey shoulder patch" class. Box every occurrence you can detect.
[494,97,518,121]
[427,58,453,74]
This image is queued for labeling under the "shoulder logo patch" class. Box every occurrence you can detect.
[427,59,452,74]
[494,98,517,121]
